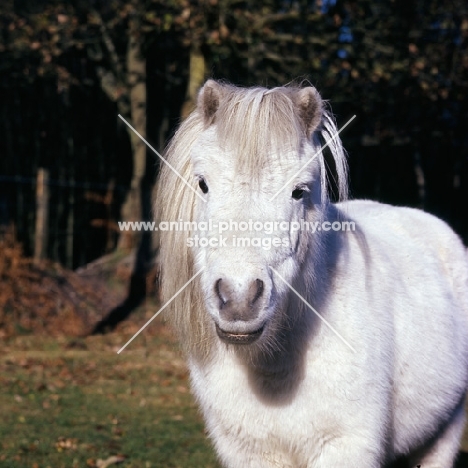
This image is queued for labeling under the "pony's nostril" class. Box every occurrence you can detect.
[215,278,228,307]
[249,279,264,305]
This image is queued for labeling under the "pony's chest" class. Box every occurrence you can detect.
[189,356,331,444]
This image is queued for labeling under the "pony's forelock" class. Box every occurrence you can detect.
[215,86,304,179]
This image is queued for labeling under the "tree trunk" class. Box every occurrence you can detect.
[34,168,49,263]
[181,47,206,118]
[118,12,147,249]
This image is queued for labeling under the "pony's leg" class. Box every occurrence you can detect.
[408,402,466,468]
[216,452,296,468]
[214,442,296,468]
[305,436,383,468]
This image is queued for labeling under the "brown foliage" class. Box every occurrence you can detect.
[0,227,119,337]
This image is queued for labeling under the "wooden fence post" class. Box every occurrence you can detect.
[34,168,49,263]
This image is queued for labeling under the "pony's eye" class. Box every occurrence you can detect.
[292,188,305,200]
[199,177,209,194]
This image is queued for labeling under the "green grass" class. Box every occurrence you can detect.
[0,326,221,468]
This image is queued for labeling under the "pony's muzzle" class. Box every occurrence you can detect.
[216,278,264,321]
[214,278,266,344]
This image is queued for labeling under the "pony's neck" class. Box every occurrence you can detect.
[247,204,343,369]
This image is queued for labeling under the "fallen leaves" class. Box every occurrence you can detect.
[55,436,78,451]
[86,455,126,468]
[0,228,121,337]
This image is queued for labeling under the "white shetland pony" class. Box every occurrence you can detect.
[154,79,468,467]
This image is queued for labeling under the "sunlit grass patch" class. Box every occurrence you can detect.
[0,329,220,467]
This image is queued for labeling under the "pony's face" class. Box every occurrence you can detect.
[187,81,325,347]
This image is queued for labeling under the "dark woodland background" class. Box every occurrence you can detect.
[1,0,467,269]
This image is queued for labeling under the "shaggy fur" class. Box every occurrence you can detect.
[154,79,468,467]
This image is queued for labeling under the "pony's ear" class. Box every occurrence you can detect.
[294,87,323,137]
[197,79,223,125]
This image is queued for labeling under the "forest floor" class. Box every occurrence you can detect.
[0,312,220,468]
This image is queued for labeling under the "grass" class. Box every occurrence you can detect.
[0,319,221,468]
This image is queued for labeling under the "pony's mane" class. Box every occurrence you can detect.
[154,81,348,361]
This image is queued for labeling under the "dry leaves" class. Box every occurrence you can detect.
[55,436,78,451]
[87,454,126,468]
[0,228,119,336]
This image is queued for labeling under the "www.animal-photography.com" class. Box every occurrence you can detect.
[1,1,468,467]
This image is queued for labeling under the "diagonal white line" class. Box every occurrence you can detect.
[270,267,356,353]
[117,267,205,354]
[118,114,207,203]
[269,115,356,201]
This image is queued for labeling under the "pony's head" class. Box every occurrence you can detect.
[155,80,347,359]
